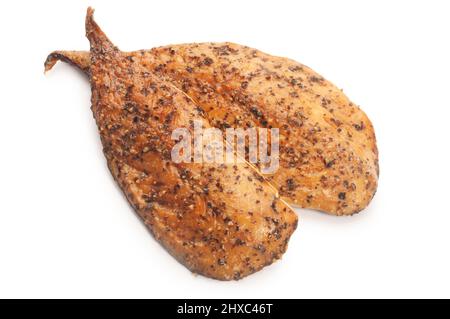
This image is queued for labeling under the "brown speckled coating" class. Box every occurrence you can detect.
[46,8,298,280]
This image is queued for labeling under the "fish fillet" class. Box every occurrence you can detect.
[46,8,298,280]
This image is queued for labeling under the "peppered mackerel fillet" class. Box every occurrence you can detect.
[46,41,378,216]
[45,8,297,280]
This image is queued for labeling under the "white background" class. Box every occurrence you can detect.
[0,0,449,298]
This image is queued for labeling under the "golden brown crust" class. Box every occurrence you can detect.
[45,21,378,216]
[46,8,298,281]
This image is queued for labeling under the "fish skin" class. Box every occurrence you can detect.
[46,8,298,281]
[45,24,378,217]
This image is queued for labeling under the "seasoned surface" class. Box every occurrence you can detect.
[46,9,298,280]
[46,44,378,215]
[147,44,379,215]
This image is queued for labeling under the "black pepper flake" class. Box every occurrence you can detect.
[250,106,263,118]
[217,258,226,266]
[180,169,190,180]
[124,102,136,113]
[271,200,278,213]
[157,98,168,106]
[288,65,303,72]
[154,64,165,72]
[203,57,213,66]
[215,181,224,192]
[338,192,346,200]
[325,159,335,168]
[140,87,149,96]
[212,207,221,216]
[286,178,295,191]
[309,75,323,83]
[142,194,153,203]
[272,229,281,239]
[353,122,365,131]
